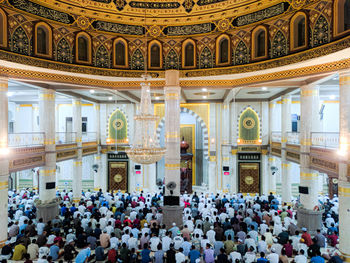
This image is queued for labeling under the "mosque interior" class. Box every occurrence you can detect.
[0,0,350,259]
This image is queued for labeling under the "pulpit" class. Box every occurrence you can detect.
[180,137,193,194]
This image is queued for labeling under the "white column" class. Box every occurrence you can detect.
[0,78,9,247]
[281,95,292,204]
[222,103,231,192]
[163,70,182,228]
[39,89,56,202]
[268,156,277,194]
[338,71,350,262]
[300,85,320,209]
[164,70,181,198]
[72,98,82,203]
[230,152,238,193]
[93,103,102,191]
[208,158,217,193]
[261,151,269,196]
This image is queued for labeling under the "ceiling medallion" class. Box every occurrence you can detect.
[114,0,127,11]
[217,19,230,32]
[148,25,162,38]
[290,0,306,9]
[75,16,90,30]
[183,0,195,13]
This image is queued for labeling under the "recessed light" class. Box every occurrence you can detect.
[203,95,207,99]
[108,96,113,100]
[329,95,336,100]
[261,87,267,91]
[155,96,160,100]
[202,88,207,92]
[90,90,95,94]
[7,92,14,97]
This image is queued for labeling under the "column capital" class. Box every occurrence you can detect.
[165,70,180,86]
[0,77,8,86]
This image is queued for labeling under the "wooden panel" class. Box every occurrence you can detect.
[239,162,260,194]
[108,161,128,191]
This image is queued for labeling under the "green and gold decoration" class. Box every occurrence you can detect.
[238,107,261,145]
[108,109,128,143]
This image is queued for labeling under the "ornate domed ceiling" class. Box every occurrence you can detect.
[22,0,289,26]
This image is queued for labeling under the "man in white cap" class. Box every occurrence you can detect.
[326,214,335,228]
[207,226,216,244]
[266,247,279,263]
[169,222,179,238]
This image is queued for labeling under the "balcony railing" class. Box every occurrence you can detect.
[271,132,281,142]
[287,132,300,145]
[56,132,77,145]
[8,132,45,147]
[82,132,97,142]
[311,132,339,149]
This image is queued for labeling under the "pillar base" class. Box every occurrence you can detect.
[297,207,324,235]
[36,199,59,222]
[162,205,183,229]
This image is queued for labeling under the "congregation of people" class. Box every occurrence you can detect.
[1,188,343,263]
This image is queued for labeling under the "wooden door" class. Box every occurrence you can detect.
[108,161,128,191]
[239,162,260,194]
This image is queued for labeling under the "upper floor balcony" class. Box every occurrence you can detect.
[270,131,339,149]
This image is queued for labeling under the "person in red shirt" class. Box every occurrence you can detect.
[301,228,312,246]
[328,231,338,247]
[283,239,293,257]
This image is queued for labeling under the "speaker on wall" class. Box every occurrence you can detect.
[46,182,56,190]
[299,186,309,194]
[135,165,141,170]
[223,166,229,171]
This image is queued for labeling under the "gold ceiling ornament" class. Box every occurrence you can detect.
[75,16,90,30]
[245,175,254,185]
[126,75,166,164]
[217,19,230,32]
[148,25,162,38]
[290,0,306,9]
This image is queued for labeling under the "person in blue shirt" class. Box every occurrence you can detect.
[257,252,268,263]
[49,241,60,261]
[75,244,91,263]
[70,203,77,213]
[311,251,325,263]
[189,245,201,263]
[141,243,151,263]
[60,204,67,216]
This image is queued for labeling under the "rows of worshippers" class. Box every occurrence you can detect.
[1,189,343,263]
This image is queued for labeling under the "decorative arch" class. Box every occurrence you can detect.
[237,106,261,145]
[106,107,129,144]
[290,11,308,51]
[0,8,7,48]
[148,39,162,69]
[182,38,196,69]
[251,25,268,60]
[199,46,213,68]
[34,22,52,57]
[216,34,231,66]
[56,37,72,63]
[156,107,209,160]
[271,30,287,58]
[312,15,330,47]
[334,0,350,36]
[11,26,30,55]
[113,37,128,68]
[75,32,92,64]
[165,49,179,69]
[234,40,249,65]
[94,44,110,68]
[131,48,144,70]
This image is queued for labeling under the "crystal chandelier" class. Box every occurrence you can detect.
[126,74,166,164]
[126,10,165,164]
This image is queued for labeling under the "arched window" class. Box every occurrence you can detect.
[75,32,91,64]
[290,12,307,51]
[252,26,268,60]
[148,40,162,69]
[216,34,231,66]
[0,8,7,48]
[34,22,52,57]
[334,0,350,35]
[113,38,128,68]
[182,39,196,68]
